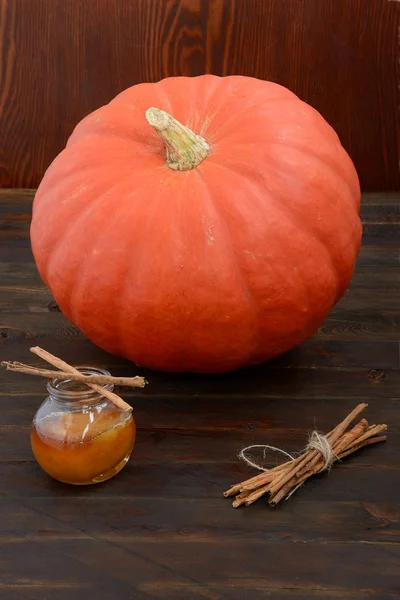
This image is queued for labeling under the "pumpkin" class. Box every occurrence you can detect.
[31,75,362,373]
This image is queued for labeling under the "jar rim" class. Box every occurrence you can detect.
[47,366,114,401]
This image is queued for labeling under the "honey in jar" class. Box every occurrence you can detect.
[31,368,136,485]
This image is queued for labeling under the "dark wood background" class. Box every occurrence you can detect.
[0,0,398,191]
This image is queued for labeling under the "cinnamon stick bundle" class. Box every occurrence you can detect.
[224,403,387,508]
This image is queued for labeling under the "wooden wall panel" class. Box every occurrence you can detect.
[0,0,398,190]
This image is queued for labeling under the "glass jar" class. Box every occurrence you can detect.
[31,367,136,485]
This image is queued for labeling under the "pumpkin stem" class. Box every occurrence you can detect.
[145,107,209,171]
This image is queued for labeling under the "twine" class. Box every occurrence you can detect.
[239,431,336,500]
[238,444,296,470]
[306,431,335,470]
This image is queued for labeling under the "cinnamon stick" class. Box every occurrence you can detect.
[1,361,146,388]
[244,483,273,506]
[332,418,369,455]
[338,435,387,459]
[269,470,310,506]
[232,491,252,509]
[223,461,290,497]
[29,347,132,412]
[343,424,387,451]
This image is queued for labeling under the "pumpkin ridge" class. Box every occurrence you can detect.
[266,148,361,297]
[213,132,356,203]
[195,168,261,358]
[261,176,343,303]
[67,207,126,330]
[73,174,159,322]
[34,163,105,214]
[111,189,178,361]
[207,159,337,320]
[229,171,316,326]
[264,140,360,205]
[34,173,121,286]
[205,97,299,142]
[206,160,317,326]
[41,173,152,322]
[156,74,222,129]
[210,152,358,300]
[68,131,166,154]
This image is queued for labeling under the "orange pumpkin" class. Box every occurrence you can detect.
[31,75,362,373]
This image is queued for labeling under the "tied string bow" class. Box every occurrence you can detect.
[240,430,335,474]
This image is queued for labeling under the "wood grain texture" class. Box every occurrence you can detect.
[1,393,399,434]
[2,497,399,544]
[0,0,398,190]
[2,461,399,504]
[1,423,398,466]
[0,189,399,598]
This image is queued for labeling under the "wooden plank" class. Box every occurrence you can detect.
[1,322,399,373]
[0,262,44,285]
[318,308,400,341]
[361,224,400,245]
[0,424,396,466]
[1,509,399,596]
[0,313,84,342]
[0,240,33,263]
[1,588,395,600]
[137,590,400,600]
[349,267,399,289]
[355,246,400,267]
[1,336,398,370]
[1,347,399,397]
[1,461,398,505]
[361,193,400,205]
[2,497,399,544]
[1,394,397,435]
[0,287,53,313]
[0,590,122,600]
[0,188,35,207]
[334,289,399,312]
[360,203,400,224]
[86,587,400,600]
[1,342,399,396]
[0,393,398,434]
[95,538,400,594]
[0,539,163,600]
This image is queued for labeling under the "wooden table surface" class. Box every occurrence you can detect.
[0,189,399,599]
